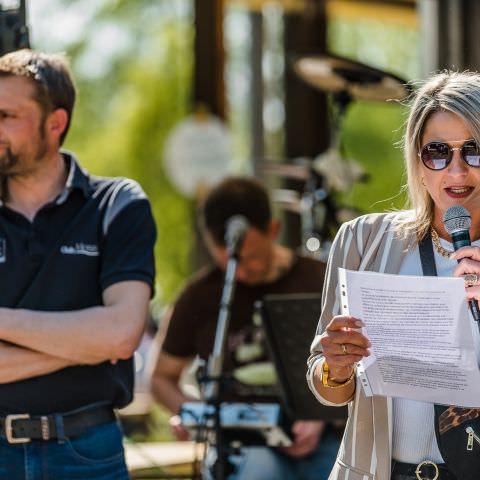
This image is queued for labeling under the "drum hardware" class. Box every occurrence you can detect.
[263,154,361,260]
[263,53,410,259]
[180,402,292,448]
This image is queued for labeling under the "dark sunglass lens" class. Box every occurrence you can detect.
[463,141,480,167]
[421,142,450,170]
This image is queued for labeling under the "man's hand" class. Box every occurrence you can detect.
[280,420,325,458]
[0,341,76,383]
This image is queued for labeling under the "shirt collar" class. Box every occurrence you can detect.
[56,151,91,204]
[0,151,91,208]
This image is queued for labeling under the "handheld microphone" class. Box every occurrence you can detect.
[443,205,480,322]
[225,215,248,258]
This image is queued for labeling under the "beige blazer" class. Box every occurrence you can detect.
[307,211,417,480]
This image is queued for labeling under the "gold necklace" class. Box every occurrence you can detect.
[430,227,454,258]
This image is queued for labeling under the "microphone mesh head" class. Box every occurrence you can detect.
[443,205,471,234]
[225,215,249,244]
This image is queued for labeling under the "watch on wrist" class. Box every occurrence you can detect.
[321,359,356,388]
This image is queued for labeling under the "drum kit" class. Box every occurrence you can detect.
[178,53,413,479]
[265,53,412,259]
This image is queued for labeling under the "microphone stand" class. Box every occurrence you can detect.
[202,250,239,480]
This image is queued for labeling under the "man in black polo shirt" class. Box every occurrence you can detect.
[0,49,156,478]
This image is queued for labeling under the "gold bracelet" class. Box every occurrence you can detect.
[321,359,356,388]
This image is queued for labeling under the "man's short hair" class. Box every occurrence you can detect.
[0,49,75,145]
[200,177,272,246]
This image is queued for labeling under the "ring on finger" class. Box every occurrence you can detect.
[341,343,347,355]
[464,273,479,287]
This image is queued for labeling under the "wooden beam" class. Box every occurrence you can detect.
[326,0,417,27]
[227,0,307,12]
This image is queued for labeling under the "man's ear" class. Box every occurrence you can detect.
[47,108,68,141]
[268,219,281,239]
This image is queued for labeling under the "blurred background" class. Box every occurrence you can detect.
[3,0,480,476]
[20,0,478,306]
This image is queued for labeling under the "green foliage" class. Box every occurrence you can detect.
[328,10,420,215]
[328,14,421,81]
[123,404,176,443]
[59,2,195,303]
[340,100,409,213]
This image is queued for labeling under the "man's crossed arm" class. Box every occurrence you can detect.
[0,280,150,383]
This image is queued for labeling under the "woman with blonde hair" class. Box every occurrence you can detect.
[307,71,480,480]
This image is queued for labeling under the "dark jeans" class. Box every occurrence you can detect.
[226,428,341,480]
[0,421,129,480]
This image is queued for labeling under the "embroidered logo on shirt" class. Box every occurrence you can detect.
[60,243,99,257]
[0,238,6,263]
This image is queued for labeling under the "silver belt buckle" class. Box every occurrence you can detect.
[5,414,31,444]
[415,460,439,480]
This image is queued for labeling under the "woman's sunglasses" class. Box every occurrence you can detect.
[419,139,480,170]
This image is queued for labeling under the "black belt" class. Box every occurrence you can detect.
[392,460,456,480]
[0,405,115,444]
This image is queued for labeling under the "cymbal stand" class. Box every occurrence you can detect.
[301,90,353,259]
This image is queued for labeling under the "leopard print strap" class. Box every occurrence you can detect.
[438,406,480,435]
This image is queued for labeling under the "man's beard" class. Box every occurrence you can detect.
[0,147,20,176]
[0,123,49,177]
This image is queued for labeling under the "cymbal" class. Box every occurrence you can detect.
[261,162,310,181]
[293,54,411,101]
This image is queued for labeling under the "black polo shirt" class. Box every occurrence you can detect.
[0,153,156,414]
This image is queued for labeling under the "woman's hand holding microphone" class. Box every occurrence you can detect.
[452,246,480,301]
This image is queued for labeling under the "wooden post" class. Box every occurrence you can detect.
[191,1,227,271]
[283,0,328,249]
[194,0,226,119]
[463,0,480,69]
[250,10,264,174]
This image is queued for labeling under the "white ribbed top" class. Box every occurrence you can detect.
[392,236,480,463]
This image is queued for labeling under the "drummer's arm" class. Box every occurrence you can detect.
[151,350,194,414]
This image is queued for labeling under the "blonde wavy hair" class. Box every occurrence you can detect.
[401,71,480,239]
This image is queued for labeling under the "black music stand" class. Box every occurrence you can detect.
[257,293,347,421]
